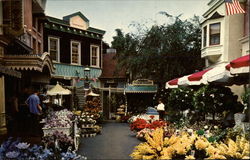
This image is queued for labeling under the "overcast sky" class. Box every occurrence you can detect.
[45,0,210,46]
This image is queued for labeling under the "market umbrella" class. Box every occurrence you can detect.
[47,82,71,95]
[165,78,178,89]
[206,64,233,84]
[226,54,250,74]
[186,68,212,85]
[87,90,100,97]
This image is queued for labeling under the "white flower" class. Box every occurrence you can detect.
[182,100,184,102]
[214,126,218,129]
[187,129,193,133]
[16,142,30,149]
[204,125,208,129]
[6,151,19,158]
[210,94,215,98]
[185,94,188,97]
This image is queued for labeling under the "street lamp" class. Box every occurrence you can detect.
[84,67,90,90]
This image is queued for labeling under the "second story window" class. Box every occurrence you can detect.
[71,41,81,65]
[209,23,220,45]
[90,45,100,67]
[203,26,207,47]
[48,37,60,62]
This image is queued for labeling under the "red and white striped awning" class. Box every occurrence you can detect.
[165,78,178,89]
[226,54,250,74]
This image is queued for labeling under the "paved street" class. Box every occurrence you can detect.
[78,122,140,159]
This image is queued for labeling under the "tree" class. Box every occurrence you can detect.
[111,14,204,87]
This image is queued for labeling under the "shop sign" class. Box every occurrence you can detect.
[132,79,154,86]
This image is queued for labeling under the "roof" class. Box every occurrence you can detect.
[125,85,157,93]
[99,53,126,79]
[63,11,89,22]
[46,16,105,35]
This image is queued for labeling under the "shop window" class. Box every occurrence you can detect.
[209,23,220,45]
[203,26,207,47]
[71,41,81,65]
[90,45,99,67]
[48,37,60,62]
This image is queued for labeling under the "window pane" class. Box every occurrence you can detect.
[209,23,220,45]
[72,42,79,64]
[49,38,58,61]
[203,26,207,47]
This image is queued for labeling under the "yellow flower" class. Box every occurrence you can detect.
[185,155,195,159]
[206,145,218,156]
[206,154,226,159]
[195,137,209,150]
[175,145,187,155]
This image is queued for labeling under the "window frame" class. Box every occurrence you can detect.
[203,26,207,48]
[71,40,81,65]
[48,36,60,62]
[90,44,100,68]
[209,22,220,46]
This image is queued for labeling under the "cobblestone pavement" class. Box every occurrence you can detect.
[78,122,140,159]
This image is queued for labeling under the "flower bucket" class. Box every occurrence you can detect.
[234,113,246,125]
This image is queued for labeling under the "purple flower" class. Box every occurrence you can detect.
[16,142,30,149]
[6,151,20,158]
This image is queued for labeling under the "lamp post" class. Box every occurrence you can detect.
[84,67,90,91]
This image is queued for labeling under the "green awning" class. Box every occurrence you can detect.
[53,63,102,79]
[125,85,157,93]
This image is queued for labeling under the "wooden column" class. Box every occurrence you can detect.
[0,75,7,135]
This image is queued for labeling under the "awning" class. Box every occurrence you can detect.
[0,65,21,78]
[178,75,190,86]
[47,82,71,95]
[206,64,232,83]
[125,85,157,93]
[187,69,212,85]
[226,54,250,74]
[165,78,178,89]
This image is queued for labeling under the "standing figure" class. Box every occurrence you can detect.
[25,88,42,136]
[156,98,165,120]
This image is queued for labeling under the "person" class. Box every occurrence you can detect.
[156,98,165,120]
[25,88,42,136]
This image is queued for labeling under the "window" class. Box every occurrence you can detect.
[90,45,100,67]
[38,41,41,54]
[209,23,220,45]
[71,41,81,65]
[32,38,36,54]
[203,26,207,47]
[48,37,60,62]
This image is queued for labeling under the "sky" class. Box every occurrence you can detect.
[45,0,210,46]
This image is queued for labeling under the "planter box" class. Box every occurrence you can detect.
[42,127,72,136]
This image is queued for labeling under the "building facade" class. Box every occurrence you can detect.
[201,0,249,98]
[0,0,54,134]
[201,0,249,68]
[43,12,105,107]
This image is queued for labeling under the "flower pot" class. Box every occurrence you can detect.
[234,113,246,125]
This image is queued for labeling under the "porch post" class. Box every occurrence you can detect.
[0,75,7,135]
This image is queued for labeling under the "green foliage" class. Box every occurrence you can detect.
[168,87,194,111]
[111,14,204,85]
[242,88,250,107]
[193,85,240,115]
[196,129,205,135]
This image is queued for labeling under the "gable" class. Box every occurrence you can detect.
[69,15,89,30]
